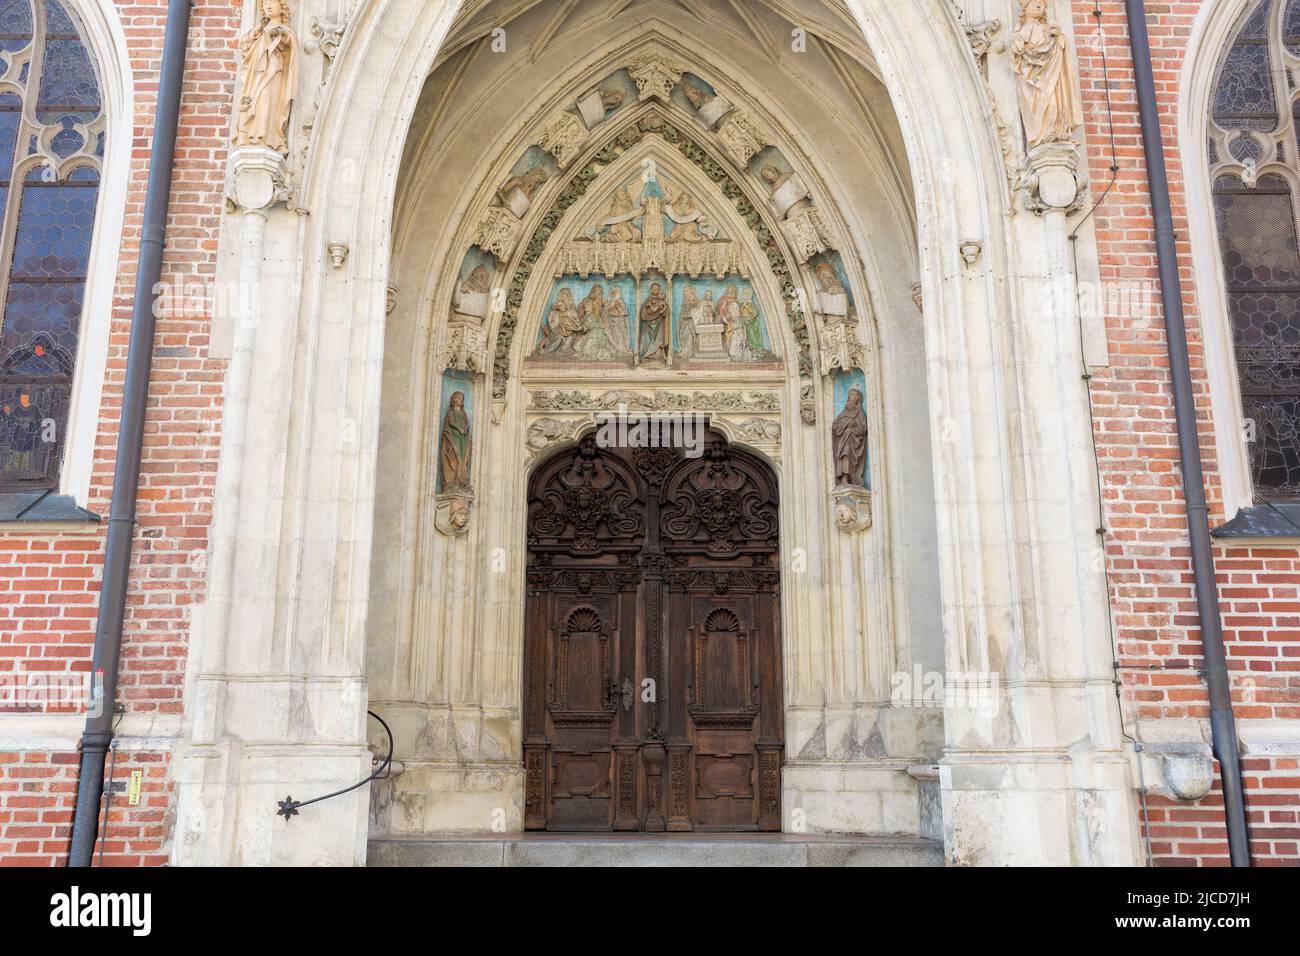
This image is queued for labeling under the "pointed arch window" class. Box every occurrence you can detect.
[0,0,103,490]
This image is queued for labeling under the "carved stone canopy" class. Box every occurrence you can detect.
[819,320,867,378]
[472,207,522,261]
[629,52,686,102]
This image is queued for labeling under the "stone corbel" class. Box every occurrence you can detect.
[327,241,349,268]
[911,282,923,313]
[964,17,1004,65]
[629,52,685,102]
[227,145,295,214]
[783,206,832,264]
[386,284,399,315]
[1020,141,1085,214]
[472,206,522,261]
[307,17,346,74]
[440,324,489,376]
[831,485,872,533]
[959,239,982,267]
[818,320,867,378]
[434,491,474,537]
[799,382,816,426]
[716,111,765,168]
[536,109,588,169]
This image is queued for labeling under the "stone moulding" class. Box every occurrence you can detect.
[492,113,815,399]
[528,388,780,412]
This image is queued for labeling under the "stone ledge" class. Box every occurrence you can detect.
[367,834,943,867]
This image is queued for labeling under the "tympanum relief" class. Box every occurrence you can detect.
[526,163,780,371]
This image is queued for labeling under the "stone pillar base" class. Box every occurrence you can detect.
[940,751,1143,866]
[171,741,372,866]
[369,761,524,835]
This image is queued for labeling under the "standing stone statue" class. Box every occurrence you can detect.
[832,387,868,487]
[1010,0,1083,149]
[234,0,298,154]
[440,391,472,492]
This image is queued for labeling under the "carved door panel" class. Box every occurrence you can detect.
[524,432,781,832]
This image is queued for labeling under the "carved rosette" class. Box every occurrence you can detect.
[716,111,764,168]
[472,206,522,258]
[536,109,589,169]
[783,206,832,264]
[440,324,488,376]
[629,52,684,102]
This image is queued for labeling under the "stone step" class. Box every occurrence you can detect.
[368,834,943,867]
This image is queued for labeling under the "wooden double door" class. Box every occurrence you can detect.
[523,432,783,831]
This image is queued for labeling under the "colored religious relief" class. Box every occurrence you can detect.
[832,368,869,488]
[808,251,857,322]
[750,145,811,219]
[527,160,780,371]
[670,73,733,129]
[495,146,560,219]
[453,247,495,321]
[576,68,638,130]
[673,276,773,365]
[535,275,637,360]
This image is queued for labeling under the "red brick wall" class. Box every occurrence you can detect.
[1074,0,1300,865]
[0,0,237,866]
[2,0,1298,869]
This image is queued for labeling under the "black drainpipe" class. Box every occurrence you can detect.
[1124,0,1250,866]
[67,0,192,867]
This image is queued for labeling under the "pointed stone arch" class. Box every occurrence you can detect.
[174,0,1142,867]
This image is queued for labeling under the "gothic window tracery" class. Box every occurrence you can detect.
[1210,0,1300,497]
[0,0,102,489]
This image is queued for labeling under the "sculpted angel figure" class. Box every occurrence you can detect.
[235,0,298,153]
[1010,0,1084,149]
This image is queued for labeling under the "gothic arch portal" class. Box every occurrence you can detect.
[173,0,1142,867]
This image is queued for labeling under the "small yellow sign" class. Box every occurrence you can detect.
[127,770,143,806]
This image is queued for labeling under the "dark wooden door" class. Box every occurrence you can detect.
[524,431,782,832]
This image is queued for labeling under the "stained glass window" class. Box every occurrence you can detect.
[1210,0,1300,497]
[0,0,102,490]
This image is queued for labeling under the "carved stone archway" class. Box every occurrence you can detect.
[173,0,1142,867]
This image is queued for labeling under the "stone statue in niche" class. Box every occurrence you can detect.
[1010,0,1083,149]
[832,387,868,487]
[234,0,298,154]
[440,391,473,492]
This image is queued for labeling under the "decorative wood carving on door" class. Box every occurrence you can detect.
[524,432,783,831]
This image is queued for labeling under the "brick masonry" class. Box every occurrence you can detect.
[0,0,1296,867]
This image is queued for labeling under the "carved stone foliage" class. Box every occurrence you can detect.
[529,389,779,412]
[629,52,685,102]
[661,443,778,554]
[494,115,814,397]
[528,436,646,551]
